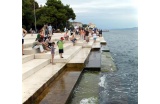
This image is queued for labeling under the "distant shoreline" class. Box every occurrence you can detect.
[109,27,138,30]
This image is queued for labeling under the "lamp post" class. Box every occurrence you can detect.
[34,0,37,33]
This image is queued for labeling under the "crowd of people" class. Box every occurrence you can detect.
[22,25,103,65]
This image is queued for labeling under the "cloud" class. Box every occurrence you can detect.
[36,0,138,29]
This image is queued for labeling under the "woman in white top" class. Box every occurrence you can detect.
[22,28,27,55]
[93,31,97,43]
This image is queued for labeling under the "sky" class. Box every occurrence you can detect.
[36,0,138,29]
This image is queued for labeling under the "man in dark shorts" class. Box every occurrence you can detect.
[57,37,64,58]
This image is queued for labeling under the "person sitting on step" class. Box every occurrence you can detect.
[32,39,47,53]
[64,30,69,41]
[70,34,77,46]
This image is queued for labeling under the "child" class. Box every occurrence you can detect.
[57,37,64,58]
[51,42,55,65]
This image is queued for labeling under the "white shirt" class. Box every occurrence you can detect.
[48,26,52,31]
[93,33,97,38]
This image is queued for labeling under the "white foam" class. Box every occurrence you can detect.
[80,97,98,104]
[98,74,106,88]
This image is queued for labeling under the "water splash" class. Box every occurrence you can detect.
[98,74,106,89]
[80,97,98,104]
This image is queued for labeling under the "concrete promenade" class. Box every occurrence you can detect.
[22,32,106,103]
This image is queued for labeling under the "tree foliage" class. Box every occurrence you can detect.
[22,0,76,31]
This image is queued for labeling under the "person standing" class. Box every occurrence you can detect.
[30,28,33,36]
[48,24,52,36]
[22,28,27,55]
[93,31,97,43]
[57,37,64,58]
[80,28,85,41]
[85,29,89,43]
[51,42,55,65]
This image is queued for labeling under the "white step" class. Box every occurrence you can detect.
[22,63,66,103]
[23,47,40,55]
[54,46,82,63]
[99,37,107,44]
[75,40,86,46]
[68,48,91,63]
[34,43,72,59]
[92,42,101,49]
[23,38,59,49]
[22,54,34,64]
[23,39,36,49]
[22,59,50,80]
[82,40,94,48]
[89,38,100,42]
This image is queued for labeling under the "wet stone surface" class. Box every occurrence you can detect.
[35,68,81,104]
[85,50,101,69]
[101,52,117,72]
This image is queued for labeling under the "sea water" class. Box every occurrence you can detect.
[69,29,138,104]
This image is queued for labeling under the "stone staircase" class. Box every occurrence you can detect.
[22,33,106,104]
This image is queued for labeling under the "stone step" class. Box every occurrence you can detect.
[23,47,40,55]
[23,33,65,49]
[22,54,34,64]
[22,63,66,104]
[99,37,107,44]
[92,42,101,49]
[22,59,50,80]
[34,43,72,59]
[75,40,86,46]
[82,40,94,48]
[23,39,36,49]
[24,38,57,49]
[54,46,82,63]
[68,48,91,63]
[24,34,37,39]
[37,69,81,104]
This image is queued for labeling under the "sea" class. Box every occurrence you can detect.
[99,29,138,104]
[69,28,138,104]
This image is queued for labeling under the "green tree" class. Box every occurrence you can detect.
[22,0,39,30]
[22,0,76,31]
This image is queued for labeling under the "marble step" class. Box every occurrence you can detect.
[92,42,101,49]
[99,37,107,44]
[23,47,40,55]
[54,46,82,63]
[23,39,36,49]
[68,48,91,63]
[22,54,34,64]
[89,36,100,42]
[24,38,58,49]
[75,40,86,46]
[37,69,81,104]
[22,59,50,80]
[34,43,72,59]
[82,40,94,48]
[22,63,66,104]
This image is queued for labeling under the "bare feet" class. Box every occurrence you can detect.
[52,63,56,65]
